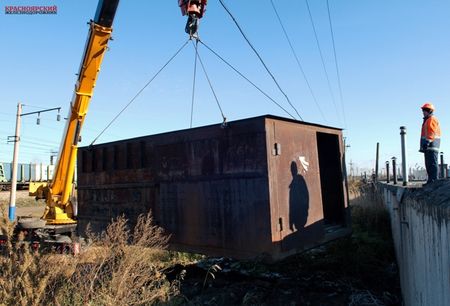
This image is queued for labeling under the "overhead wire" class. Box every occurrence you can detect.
[191,41,227,124]
[190,40,199,128]
[22,104,59,110]
[22,125,62,134]
[269,0,327,123]
[14,144,55,152]
[20,140,58,149]
[2,138,57,150]
[90,39,190,146]
[20,136,60,146]
[304,0,341,124]
[326,0,347,128]
[218,0,303,121]
[199,40,295,119]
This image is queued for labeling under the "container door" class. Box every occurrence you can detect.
[316,132,346,227]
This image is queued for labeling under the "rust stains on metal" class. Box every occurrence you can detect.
[77,115,351,260]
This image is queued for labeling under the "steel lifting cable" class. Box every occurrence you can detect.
[218,0,303,121]
[90,39,190,146]
[190,39,199,128]
[269,0,327,123]
[199,40,295,120]
[191,40,227,125]
[304,0,342,124]
[326,0,347,128]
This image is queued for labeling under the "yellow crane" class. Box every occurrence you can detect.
[39,0,120,225]
[36,0,208,227]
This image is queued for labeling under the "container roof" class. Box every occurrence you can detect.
[82,114,342,149]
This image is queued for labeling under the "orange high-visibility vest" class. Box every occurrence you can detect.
[421,115,441,151]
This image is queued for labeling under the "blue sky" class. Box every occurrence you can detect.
[1,0,449,174]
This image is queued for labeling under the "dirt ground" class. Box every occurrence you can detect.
[167,237,401,306]
[0,190,44,217]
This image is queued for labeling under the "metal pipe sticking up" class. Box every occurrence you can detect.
[440,152,445,179]
[392,157,397,185]
[400,126,408,186]
[375,142,380,182]
[386,161,390,183]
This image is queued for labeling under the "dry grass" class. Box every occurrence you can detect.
[348,178,365,200]
[0,210,180,305]
[349,181,392,240]
[288,180,400,298]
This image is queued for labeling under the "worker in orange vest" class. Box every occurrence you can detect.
[419,103,441,184]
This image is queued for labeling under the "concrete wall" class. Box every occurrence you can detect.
[379,181,450,306]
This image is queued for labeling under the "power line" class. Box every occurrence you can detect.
[269,0,327,123]
[304,0,341,124]
[218,0,303,121]
[90,39,190,146]
[199,40,295,119]
[21,140,58,149]
[21,136,59,146]
[23,104,60,110]
[192,41,227,123]
[2,141,57,150]
[14,144,54,152]
[326,0,347,128]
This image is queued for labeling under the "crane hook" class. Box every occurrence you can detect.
[179,0,208,37]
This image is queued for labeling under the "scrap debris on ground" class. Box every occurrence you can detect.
[166,237,401,305]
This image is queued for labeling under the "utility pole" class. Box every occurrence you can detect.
[8,103,61,221]
[8,103,22,221]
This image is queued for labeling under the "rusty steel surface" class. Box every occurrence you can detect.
[77,115,351,260]
[265,118,350,258]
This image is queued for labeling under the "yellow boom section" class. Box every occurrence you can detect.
[42,23,113,224]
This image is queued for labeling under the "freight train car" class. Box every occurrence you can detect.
[0,162,54,191]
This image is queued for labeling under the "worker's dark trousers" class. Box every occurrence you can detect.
[424,150,439,183]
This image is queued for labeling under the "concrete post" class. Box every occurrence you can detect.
[9,102,22,221]
[400,126,408,186]
[392,157,397,185]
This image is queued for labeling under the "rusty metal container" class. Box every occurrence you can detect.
[77,115,351,260]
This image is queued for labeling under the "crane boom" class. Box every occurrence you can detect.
[42,0,120,224]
